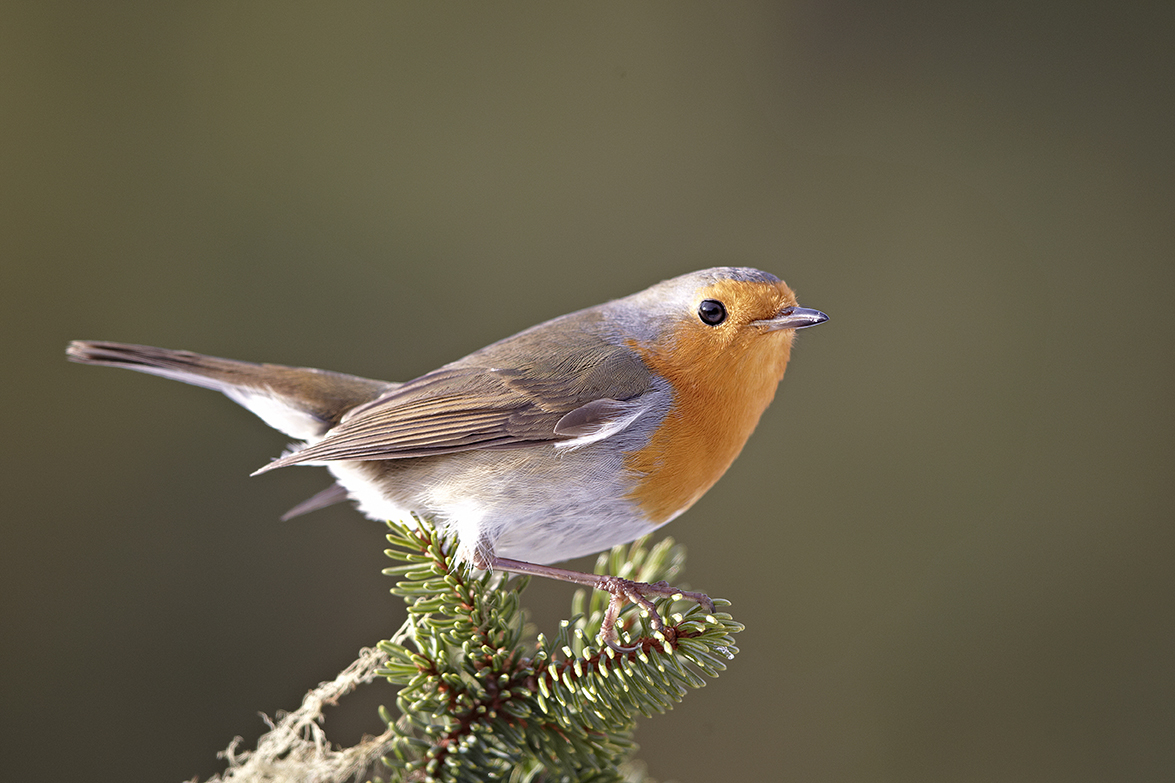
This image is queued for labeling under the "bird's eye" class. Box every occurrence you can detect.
[697,299,727,326]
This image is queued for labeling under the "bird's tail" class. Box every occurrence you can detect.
[66,340,392,440]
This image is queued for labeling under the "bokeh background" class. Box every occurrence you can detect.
[3,3,1172,781]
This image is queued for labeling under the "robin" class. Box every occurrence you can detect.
[67,267,826,650]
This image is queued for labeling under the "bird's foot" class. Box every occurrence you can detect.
[595,576,715,653]
[486,556,713,653]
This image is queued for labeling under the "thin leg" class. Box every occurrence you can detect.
[487,556,715,653]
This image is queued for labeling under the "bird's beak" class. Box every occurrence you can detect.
[756,306,828,331]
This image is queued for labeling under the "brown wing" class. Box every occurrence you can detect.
[253,339,653,472]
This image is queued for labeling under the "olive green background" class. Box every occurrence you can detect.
[3,3,1172,781]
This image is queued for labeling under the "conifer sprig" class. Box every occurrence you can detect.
[377,517,743,782]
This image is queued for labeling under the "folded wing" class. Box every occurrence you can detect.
[254,344,653,473]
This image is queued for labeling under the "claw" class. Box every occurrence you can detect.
[486,555,713,652]
[593,575,710,651]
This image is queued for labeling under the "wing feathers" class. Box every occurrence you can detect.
[255,342,655,473]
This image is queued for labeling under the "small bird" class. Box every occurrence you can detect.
[67,267,826,649]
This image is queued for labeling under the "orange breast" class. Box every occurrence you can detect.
[625,317,794,523]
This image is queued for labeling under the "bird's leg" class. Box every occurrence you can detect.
[486,556,715,653]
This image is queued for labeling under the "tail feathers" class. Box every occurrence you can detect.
[280,482,351,520]
[67,341,393,440]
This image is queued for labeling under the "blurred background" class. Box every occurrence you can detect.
[3,2,1172,781]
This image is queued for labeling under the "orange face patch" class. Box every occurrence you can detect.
[625,279,799,523]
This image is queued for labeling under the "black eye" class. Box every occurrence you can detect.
[697,299,727,325]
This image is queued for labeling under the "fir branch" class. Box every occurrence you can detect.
[202,517,742,783]
[378,517,742,782]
